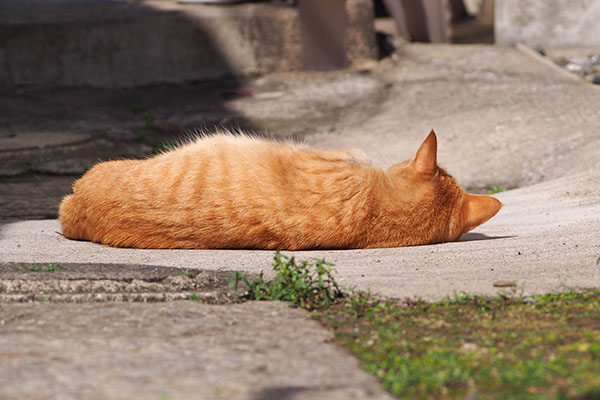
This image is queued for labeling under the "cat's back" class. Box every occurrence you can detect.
[74,134,286,193]
[59,133,375,248]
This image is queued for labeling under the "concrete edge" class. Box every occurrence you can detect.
[515,42,596,86]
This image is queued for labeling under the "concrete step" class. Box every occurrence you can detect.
[0,0,376,87]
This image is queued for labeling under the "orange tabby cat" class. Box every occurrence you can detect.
[59,130,501,250]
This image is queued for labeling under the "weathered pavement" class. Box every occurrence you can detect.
[1,43,600,399]
[2,168,599,300]
[1,301,391,400]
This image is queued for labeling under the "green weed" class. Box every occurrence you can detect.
[129,103,147,115]
[130,102,162,141]
[230,251,344,310]
[46,263,62,272]
[486,185,506,194]
[27,263,62,272]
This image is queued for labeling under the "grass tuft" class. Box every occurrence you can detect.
[27,263,62,272]
[229,251,344,310]
[317,289,600,399]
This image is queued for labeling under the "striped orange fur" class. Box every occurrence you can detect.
[59,130,501,249]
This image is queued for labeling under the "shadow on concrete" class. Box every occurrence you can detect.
[0,0,267,220]
[252,386,311,400]
[459,232,515,242]
[0,0,261,133]
[252,385,349,400]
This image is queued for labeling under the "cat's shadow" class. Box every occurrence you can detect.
[459,232,514,242]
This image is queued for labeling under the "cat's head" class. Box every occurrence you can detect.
[388,130,502,243]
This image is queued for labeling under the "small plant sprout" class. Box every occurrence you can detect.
[27,263,62,272]
[346,289,377,318]
[28,264,41,272]
[46,263,62,272]
[129,103,147,115]
[486,185,506,194]
[129,102,161,142]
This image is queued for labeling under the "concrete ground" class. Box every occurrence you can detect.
[1,43,599,398]
[1,301,391,400]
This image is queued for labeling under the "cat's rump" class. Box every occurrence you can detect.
[58,131,502,250]
[58,194,76,237]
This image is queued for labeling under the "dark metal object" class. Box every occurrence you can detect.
[298,0,348,70]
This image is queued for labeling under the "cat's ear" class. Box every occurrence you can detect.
[409,129,437,179]
[462,194,502,233]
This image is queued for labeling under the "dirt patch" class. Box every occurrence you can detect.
[0,262,240,304]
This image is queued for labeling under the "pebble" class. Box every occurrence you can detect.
[566,62,584,74]
[557,54,600,83]
[460,342,479,352]
[523,296,537,304]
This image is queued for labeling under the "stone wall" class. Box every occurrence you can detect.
[0,0,376,87]
[496,0,600,46]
